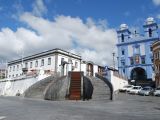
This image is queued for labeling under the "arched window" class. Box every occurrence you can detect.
[121,34,124,42]
[149,28,152,37]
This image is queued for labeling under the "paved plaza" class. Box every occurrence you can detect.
[0,93,160,120]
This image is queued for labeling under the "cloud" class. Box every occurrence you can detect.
[32,0,47,16]
[156,14,160,19]
[0,12,117,68]
[152,0,160,6]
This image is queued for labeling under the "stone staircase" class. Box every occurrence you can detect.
[24,75,55,99]
[91,77,111,101]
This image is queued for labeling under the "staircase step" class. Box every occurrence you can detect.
[90,77,110,101]
[69,72,82,100]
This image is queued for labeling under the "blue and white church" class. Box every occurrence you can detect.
[117,17,159,83]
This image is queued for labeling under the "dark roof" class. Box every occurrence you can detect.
[8,48,81,65]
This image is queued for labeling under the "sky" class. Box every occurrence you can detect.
[0,0,160,68]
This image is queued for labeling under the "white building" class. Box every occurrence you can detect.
[81,61,104,77]
[7,48,82,79]
[7,48,104,79]
[0,69,6,79]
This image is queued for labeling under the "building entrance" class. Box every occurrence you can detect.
[130,67,147,81]
[87,63,93,76]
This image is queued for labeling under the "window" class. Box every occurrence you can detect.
[141,56,145,64]
[48,58,51,65]
[134,47,139,54]
[35,60,38,67]
[121,61,125,66]
[75,62,78,68]
[17,65,19,71]
[9,75,11,78]
[30,62,32,68]
[130,57,134,65]
[122,50,125,55]
[13,66,15,71]
[9,67,12,72]
[123,68,125,73]
[151,56,154,63]
[154,52,159,59]
[135,55,140,64]
[61,58,64,65]
[41,59,44,66]
[149,28,152,37]
[121,34,124,42]
[25,62,28,68]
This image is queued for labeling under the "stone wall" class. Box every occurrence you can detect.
[44,76,68,100]
[0,76,38,96]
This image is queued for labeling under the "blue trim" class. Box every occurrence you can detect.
[143,23,157,28]
[118,63,153,68]
[117,29,131,34]
[117,37,158,46]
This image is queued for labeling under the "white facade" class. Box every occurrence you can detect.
[7,49,81,79]
[81,61,104,77]
[106,69,128,92]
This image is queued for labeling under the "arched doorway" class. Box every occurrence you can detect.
[130,67,147,81]
[87,63,93,76]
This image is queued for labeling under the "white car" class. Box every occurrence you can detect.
[153,87,160,96]
[119,85,134,92]
[138,86,153,96]
[128,86,142,94]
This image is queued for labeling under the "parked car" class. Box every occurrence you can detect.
[128,86,142,94]
[138,86,154,96]
[119,85,134,92]
[153,87,160,96]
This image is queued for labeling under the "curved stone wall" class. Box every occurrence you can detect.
[23,75,55,99]
[44,76,68,100]
[83,76,93,100]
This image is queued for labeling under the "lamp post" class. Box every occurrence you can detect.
[117,57,119,71]
[112,52,115,70]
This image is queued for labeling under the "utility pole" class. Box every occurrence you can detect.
[5,60,8,79]
[112,52,115,70]
[117,57,119,71]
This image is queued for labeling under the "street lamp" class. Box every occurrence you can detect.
[112,52,115,70]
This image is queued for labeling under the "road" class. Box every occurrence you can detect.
[0,93,160,120]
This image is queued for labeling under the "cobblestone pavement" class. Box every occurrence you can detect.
[0,93,160,120]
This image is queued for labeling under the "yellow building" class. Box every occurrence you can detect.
[152,40,160,87]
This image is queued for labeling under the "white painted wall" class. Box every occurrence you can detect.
[57,54,81,76]
[107,70,128,92]
[93,65,98,77]
[81,63,87,76]
[0,77,39,96]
